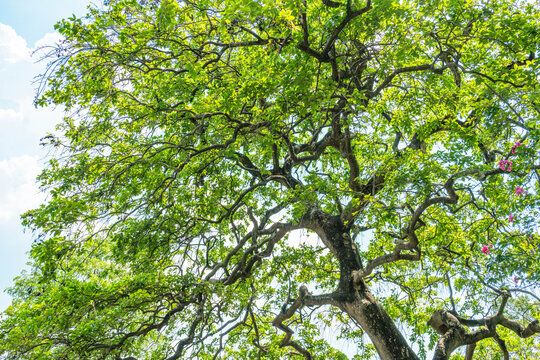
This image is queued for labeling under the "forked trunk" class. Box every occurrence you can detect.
[305,209,420,359]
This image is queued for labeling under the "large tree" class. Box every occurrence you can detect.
[2,0,540,359]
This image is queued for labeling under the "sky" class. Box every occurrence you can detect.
[0,0,93,311]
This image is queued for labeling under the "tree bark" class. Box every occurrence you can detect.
[303,207,419,360]
[340,286,420,360]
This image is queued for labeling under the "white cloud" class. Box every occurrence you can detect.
[0,23,31,64]
[33,32,64,50]
[0,154,40,177]
[30,32,66,65]
[0,108,24,123]
[0,155,44,221]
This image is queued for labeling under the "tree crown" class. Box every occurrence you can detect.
[1,0,540,359]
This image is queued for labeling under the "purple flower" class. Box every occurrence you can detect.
[509,215,514,223]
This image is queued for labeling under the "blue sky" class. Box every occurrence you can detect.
[0,0,92,311]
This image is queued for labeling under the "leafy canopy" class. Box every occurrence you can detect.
[1,0,540,359]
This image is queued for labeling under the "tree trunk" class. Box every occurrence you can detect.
[304,207,419,359]
[340,286,420,360]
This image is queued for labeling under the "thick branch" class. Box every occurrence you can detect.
[429,290,540,359]
[463,343,476,360]
[499,318,540,338]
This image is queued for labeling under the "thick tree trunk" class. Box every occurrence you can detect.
[303,207,419,359]
[340,287,420,360]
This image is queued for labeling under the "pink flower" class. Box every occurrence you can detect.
[515,186,525,195]
[511,141,524,155]
[514,276,518,284]
[509,215,514,223]
[481,245,491,254]
[498,159,512,171]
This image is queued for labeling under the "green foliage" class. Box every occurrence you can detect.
[2,0,540,359]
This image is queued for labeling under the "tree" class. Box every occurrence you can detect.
[1,0,540,358]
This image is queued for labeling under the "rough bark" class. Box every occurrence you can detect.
[340,288,420,360]
[299,206,419,360]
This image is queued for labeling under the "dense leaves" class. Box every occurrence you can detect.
[1,0,540,359]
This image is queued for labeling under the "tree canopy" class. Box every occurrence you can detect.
[2,0,540,359]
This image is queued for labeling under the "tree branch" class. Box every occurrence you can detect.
[368,63,449,98]
[272,286,338,359]
[321,1,372,56]
[429,289,540,360]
